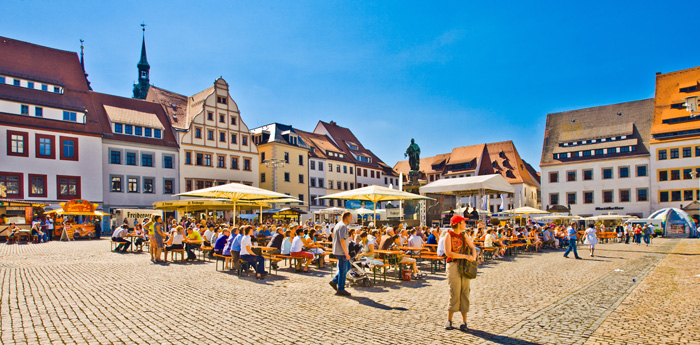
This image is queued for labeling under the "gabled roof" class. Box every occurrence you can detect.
[540,99,654,167]
[145,85,188,129]
[651,66,700,142]
[314,120,397,176]
[0,36,106,136]
[485,141,540,186]
[88,91,178,148]
[446,144,486,166]
[251,123,309,149]
[295,129,352,162]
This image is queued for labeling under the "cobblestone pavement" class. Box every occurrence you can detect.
[0,238,697,345]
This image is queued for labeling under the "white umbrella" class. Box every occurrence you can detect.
[316,207,346,215]
[510,206,549,215]
[175,183,292,226]
[319,185,433,225]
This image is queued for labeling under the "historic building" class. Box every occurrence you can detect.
[394,141,541,212]
[251,123,309,210]
[539,99,654,217]
[92,92,179,212]
[650,67,700,212]
[0,37,104,206]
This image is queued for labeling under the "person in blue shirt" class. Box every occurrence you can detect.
[213,228,230,255]
[427,228,438,245]
[563,222,582,259]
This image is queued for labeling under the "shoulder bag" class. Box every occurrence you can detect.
[457,233,478,279]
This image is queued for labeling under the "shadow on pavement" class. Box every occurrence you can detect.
[348,296,408,311]
[464,329,542,345]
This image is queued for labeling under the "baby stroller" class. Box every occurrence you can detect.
[346,242,373,287]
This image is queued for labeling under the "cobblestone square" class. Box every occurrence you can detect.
[1,238,698,345]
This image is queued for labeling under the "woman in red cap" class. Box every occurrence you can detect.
[444,215,477,331]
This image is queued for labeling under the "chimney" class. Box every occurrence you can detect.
[330,121,336,126]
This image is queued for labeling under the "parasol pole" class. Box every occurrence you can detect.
[373,197,377,229]
[233,201,237,227]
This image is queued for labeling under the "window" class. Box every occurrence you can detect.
[349,167,353,175]
[338,165,342,173]
[684,190,694,201]
[144,128,152,137]
[125,125,133,134]
[57,175,80,199]
[659,191,669,202]
[185,152,192,165]
[217,96,227,104]
[284,172,290,182]
[670,148,679,159]
[299,154,304,166]
[549,172,559,183]
[164,179,174,194]
[671,190,681,202]
[126,152,136,165]
[35,107,43,117]
[26,81,34,89]
[195,128,202,139]
[606,148,615,154]
[369,169,373,177]
[637,188,648,202]
[135,127,142,136]
[204,154,212,167]
[231,157,239,169]
[21,104,29,115]
[115,124,123,133]
[658,149,667,160]
[567,192,576,205]
[128,177,139,193]
[318,163,324,171]
[583,191,593,204]
[110,176,123,192]
[619,189,630,202]
[683,147,692,158]
[242,136,248,146]
[207,130,214,141]
[637,165,647,177]
[350,183,354,189]
[219,132,226,143]
[284,152,290,163]
[595,149,604,155]
[684,169,693,180]
[36,134,55,159]
[0,173,23,198]
[385,177,388,184]
[163,155,173,169]
[261,173,266,183]
[207,112,214,121]
[318,178,324,188]
[154,128,161,138]
[328,163,333,172]
[141,154,153,167]
[61,111,77,122]
[602,190,613,203]
[219,114,225,123]
[298,174,304,183]
[231,134,237,144]
[696,146,700,157]
[230,116,237,125]
[344,182,348,190]
[243,159,251,171]
[13,79,20,86]
[670,170,680,180]
[143,178,154,194]
[337,181,342,189]
[60,137,78,161]
[310,177,316,187]
[620,146,630,153]
[28,174,47,197]
[7,131,28,157]
[343,166,348,174]
[659,170,668,181]
[310,160,316,170]
[328,180,333,189]
[583,170,593,181]
[567,171,576,182]
[185,180,192,192]
[109,150,122,164]
[602,168,613,179]
[549,193,559,205]
[619,167,629,178]
[298,194,304,202]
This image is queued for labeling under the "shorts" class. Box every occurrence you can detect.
[291,251,314,260]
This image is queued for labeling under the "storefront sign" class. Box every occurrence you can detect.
[595,207,624,211]
[62,199,96,213]
[387,209,402,218]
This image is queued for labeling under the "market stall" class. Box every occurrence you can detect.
[0,199,47,238]
[45,199,107,240]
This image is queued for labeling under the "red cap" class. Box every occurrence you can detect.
[450,215,467,226]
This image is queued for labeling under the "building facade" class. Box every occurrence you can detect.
[650,67,700,213]
[539,99,654,218]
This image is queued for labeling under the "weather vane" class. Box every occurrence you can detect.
[141,22,146,33]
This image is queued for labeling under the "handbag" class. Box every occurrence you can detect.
[457,233,478,279]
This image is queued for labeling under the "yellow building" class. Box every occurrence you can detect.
[251,123,309,211]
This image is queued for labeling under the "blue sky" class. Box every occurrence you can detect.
[3,1,699,171]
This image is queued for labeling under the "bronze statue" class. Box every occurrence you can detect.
[405,138,421,172]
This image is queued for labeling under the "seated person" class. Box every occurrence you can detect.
[406,229,425,255]
[133,224,148,250]
[240,226,266,280]
[380,233,424,279]
[213,228,230,256]
[202,226,214,247]
[111,225,131,253]
[30,222,45,242]
[6,223,18,243]
[280,230,293,255]
[290,228,313,272]
[484,229,505,259]
[426,228,438,245]
[184,227,203,261]
[357,231,384,266]
[165,226,185,261]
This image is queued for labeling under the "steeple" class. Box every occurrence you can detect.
[132,23,150,99]
[80,39,92,90]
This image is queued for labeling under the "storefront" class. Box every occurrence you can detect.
[0,199,47,238]
[45,199,108,240]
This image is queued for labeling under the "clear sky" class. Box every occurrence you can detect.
[3,1,699,171]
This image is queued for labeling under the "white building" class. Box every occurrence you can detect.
[539,99,654,218]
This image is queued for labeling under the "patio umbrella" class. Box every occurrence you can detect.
[319,185,433,225]
[510,206,549,215]
[175,183,292,226]
[317,207,346,214]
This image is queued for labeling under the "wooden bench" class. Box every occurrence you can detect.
[421,254,446,273]
[167,248,186,262]
[372,261,391,283]
[261,254,284,275]
[213,253,232,271]
[199,246,213,261]
[481,247,497,260]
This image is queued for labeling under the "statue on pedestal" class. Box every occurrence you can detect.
[405,139,421,185]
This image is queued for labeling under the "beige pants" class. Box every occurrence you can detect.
[447,261,470,313]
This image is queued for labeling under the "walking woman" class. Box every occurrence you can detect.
[585,224,598,257]
[153,215,167,263]
[444,215,477,331]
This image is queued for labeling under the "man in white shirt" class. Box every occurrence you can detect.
[437,229,448,256]
[202,226,214,246]
[407,229,425,255]
[111,226,131,253]
[290,228,313,272]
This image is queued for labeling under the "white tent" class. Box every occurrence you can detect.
[420,174,515,196]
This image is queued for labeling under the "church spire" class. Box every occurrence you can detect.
[133,23,150,99]
[80,39,92,90]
